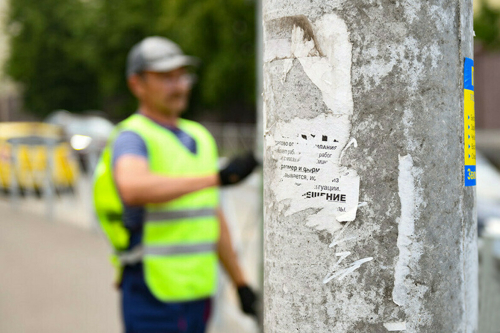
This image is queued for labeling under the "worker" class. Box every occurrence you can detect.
[93,36,258,333]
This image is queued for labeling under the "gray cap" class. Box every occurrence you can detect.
[126,36,199,77]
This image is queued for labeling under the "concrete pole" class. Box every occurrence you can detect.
[256,0,264,157]
[263,1,477,332]
[256,0,266,328]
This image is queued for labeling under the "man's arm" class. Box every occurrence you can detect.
[112,128,257,206]
[216,208,258,317]
[114,155,219,206]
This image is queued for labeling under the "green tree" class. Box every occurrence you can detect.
[475,0,500,50]
[6,0,101,116]
[6,0,256,122]
[90,0,166,119]
[157,0,256,121]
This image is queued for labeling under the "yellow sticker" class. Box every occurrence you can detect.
[464,89,475,166]
[464,58,475,186]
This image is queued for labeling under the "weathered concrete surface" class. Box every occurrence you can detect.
[263,1,477,332]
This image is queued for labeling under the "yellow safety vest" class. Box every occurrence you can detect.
[93,114,220,302]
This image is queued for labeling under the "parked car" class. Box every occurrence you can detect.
[45,110,114,173]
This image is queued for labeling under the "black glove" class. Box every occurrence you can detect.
[219,152,258,186]
[237,285,258,317]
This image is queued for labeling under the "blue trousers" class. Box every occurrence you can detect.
[121,265,211,333]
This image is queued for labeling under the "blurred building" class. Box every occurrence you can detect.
[473,0,500,129]
[475,47,500,130]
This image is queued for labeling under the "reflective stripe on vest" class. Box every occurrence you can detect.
[145,208,216,222]
[117,242,217,265]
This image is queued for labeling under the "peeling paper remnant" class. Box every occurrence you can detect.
[281,59,294,84]
[265,13,353,115]
[290,14,353,115]
[383,321,407,331]
[266,13,359,235]
[323,256,373,284]
[268,115,360,234]
[393,154,419,307]
[393,154,430,329]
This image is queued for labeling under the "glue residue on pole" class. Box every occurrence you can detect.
[265,13,359,234]
[394,154,430,329]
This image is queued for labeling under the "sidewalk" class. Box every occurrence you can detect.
[478,237,500,333]
[0,199,121,333]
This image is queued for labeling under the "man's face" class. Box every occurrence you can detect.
[132,67,193,117]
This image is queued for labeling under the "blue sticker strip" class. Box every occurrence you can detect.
[464,57,474,91]
[464,165,476,187]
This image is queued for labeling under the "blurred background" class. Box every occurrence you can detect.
[1,0,500,332]
[0,0,261,332]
